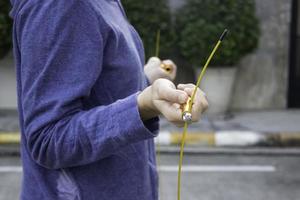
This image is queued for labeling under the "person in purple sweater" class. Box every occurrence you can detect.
[9,0,208,199]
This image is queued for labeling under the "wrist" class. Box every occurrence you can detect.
[137,86,159,121]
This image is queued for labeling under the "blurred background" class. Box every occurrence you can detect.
[0,0,300,199]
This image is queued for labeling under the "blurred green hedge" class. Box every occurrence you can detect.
[175,0,260,67]
[0,0,12,59]
[122,0,175,60]
[0,0,260,66]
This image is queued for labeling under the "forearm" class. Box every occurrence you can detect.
[27,93,158,169]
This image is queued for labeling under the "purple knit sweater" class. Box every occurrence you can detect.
[9,0,159,199]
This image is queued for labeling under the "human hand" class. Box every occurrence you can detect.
[138,78,187,126]
[144,57,177,84]
[137,79,208,127]
[177,84,209,122]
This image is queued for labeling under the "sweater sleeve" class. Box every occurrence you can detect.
[17,0,158,169]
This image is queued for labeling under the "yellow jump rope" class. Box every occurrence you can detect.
[177,29,228,200]
[156,29,228,200]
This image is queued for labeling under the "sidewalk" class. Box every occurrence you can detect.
[1,109,300,148]
[0,52,18,109]
[157,109,300,147]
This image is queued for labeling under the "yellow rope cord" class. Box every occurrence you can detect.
[177,122,188,200]
[155,29,164,200]
[177,29,228,200]
[155,29,161,57]
[189,41,221,106]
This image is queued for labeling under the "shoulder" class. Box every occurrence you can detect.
[15,0,106,30]
[16,0,107,44]
[17,0,99,20]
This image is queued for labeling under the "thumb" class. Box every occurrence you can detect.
[158,84,189,104]
[147,57,161,66]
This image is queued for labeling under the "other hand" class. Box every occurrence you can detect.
[144,57,177,84]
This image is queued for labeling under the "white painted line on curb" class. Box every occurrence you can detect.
[0,165,276,173]
[158,165,276,172]
[215,131,265,146]
[0,166,22,173]
[155,131,171,145]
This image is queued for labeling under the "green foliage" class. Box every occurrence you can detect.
[176,0,260,67]
[0,0,12,59]
[122,0,175,59]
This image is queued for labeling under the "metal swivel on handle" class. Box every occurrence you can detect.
[181,97,192,123]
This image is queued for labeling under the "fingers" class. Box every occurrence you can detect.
[151,79,208,126]
[177,83,195,90]
[183,87,208,122]
[161,59,175,66]
[152,79,189,125]
[147,57,161,66]
[147,58,176,74]
[161,60,177,80]
[144,57,165,84]
[177,84,209,122]
[145,58,177,83]
[155,100,183,123]
[155,79,188,104]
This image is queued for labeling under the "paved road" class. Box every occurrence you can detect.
[0,152,300,200]
[158,153,300,200]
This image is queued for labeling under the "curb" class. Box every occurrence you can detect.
[155,131,300,147]
[1,131,300,147]
[0,132,20,144]
[157,146,300,156]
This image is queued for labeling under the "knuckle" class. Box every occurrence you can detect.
[163,59,173,64]
[205,102,209,108]
[193,114,201,122]
[202,100,209,109]
[168,115,181,123]
[155,78,164,85]
[156,86,163,97]
[168,117,178,124]
[149,57,160,62]
[188,83,195,87]
[192,117,199,123]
